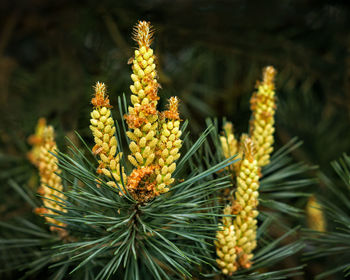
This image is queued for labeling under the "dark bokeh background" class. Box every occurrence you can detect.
[0,0,349,279]
[1,0,349,167]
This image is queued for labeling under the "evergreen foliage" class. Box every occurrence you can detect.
[0,20,314,279]
[0,2,349,279]
[305,154,350,279]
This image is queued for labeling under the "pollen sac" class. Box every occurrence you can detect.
[232,138,260,269]
[27,118,47,167]
[123,22,183,202]
[306,195,326,232]
[33,125,67,235]
[122,21,184,202]
[89,82,125,192]
[154,97,182,194]
[249,66,277,168]
[220,122,241,173]
[214,206,238,275]
[125,21,159,170]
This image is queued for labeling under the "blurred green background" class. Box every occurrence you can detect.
[0,0,349,279]
[1,0,349,167]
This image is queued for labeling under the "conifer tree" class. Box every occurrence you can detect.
[0,20,314,280]
[203,65,314,279]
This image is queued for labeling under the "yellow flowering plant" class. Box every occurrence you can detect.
[53,20,239,279]
[250,66,277,168]
[89,82,125,190]
[0,21,315,280]
[0,21,239,280]
[206,65,315,278]
[215,67,278,272]
[87,22,184,203]
[33,125,67,236]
